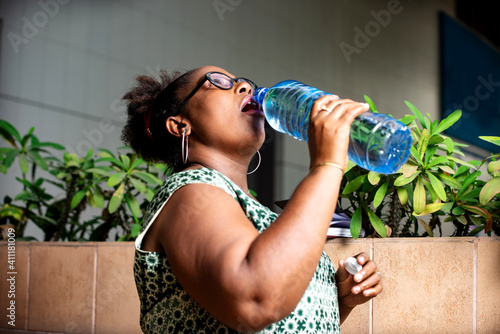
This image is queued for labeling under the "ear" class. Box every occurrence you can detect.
[165,116,190,138]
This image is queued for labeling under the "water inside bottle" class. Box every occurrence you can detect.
[349,112,412,174]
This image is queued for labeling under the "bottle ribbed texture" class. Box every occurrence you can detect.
[254,80,412,174]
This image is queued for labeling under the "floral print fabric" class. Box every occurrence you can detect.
[134,168,340,333]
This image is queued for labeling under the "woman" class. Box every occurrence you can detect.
[122,65,383,333]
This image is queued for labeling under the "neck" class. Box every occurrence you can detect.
[185,151,254,194]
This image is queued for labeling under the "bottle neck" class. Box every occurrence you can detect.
[254,87,268,105]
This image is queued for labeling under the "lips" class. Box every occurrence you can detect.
[241,95,264,115]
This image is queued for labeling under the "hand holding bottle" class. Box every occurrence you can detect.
[307,96,370,171]
[254,80,412,174]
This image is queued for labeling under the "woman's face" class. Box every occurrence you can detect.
[180,66,266,155]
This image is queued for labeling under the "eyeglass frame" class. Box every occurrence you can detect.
[178,71,258,110]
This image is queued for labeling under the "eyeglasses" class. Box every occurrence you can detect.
[179,71,258,108]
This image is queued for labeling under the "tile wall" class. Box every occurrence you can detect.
[0,237,498,333]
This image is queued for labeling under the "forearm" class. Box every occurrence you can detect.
[244,166,343,313]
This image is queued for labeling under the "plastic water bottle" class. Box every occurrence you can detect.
[254,80,412,174]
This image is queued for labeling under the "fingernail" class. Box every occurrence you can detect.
[355,273,363,281]
[353,286,361,294]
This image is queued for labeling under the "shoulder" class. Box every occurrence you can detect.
[164,168,237,197]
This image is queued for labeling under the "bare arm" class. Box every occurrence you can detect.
[157,97,370,332]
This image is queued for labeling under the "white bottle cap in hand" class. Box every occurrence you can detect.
[345,257,362,275]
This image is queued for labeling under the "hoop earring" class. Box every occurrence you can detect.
[247,150,261,175]
[181,129,189,164]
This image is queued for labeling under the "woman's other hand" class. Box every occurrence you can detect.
[336,252,383,309]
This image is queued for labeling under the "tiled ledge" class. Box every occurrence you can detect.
[0,238,498,333]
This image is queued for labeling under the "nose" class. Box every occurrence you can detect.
[235,80,253,95]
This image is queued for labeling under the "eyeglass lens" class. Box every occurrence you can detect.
[208,72,257,91]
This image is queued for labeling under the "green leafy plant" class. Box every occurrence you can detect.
[339,97,500,238]
[2,108,499,242]
[0,120,168,241]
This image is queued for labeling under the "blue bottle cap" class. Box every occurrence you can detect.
[254,87,268,105]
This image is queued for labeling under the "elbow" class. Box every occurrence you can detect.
[228,293,295,332]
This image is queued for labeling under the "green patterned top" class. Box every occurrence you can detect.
[134,168,341,333]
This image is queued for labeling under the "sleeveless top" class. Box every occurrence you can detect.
[134,168,341,333]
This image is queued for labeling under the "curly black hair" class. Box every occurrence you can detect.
[121,69,196,172]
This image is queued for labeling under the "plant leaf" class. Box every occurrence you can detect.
[71,189,87,209]
[413,176,426,214]
[457,171,480,198]
[96,156,128,170]
[399,115,416,126]
[107,172,127,187]
[364,95,378,112]
[423,179,439,203]
[367,171,381,185]
[32,141,65,150]
[0,205,24,220]
[405,101,426,129]
[373,182,389,208]
[124,193,141,222]
[479,177,500,205]
[397,187,408,205]
[417,218,433,237]
[447,156,477,169]
[424,146,438,167]
[27,150,48,171]
[394,171,420,186]
[129,156,146,171]
[438,165,455,175]
[479,136,500,147]
[402,161,419,178]
[345,160,356,173]
[350,206,363,239]
[427,172,447,201]
[462,205,492,233]
[120,154,131,170]
[434,110,462,135]
[418,129,430,161]
[427,156,450,169]
[130,178,146,193]
[108,183,125,213]
[413,203,446,216]
[18,154,30,175]
[0,119,22,145]
[131,171,162,186]
[428,134,445,146]
[443,137,454,154]
[366,207,387,237]
[437,172,462,189]
[86,167,110,177]
[131,223,142,238]
[342,175,367,195]
[410,146,424,166]
[487,160,500,175]
[468,225,485,236]
[92,186,104,208]
[145,187,155,202]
